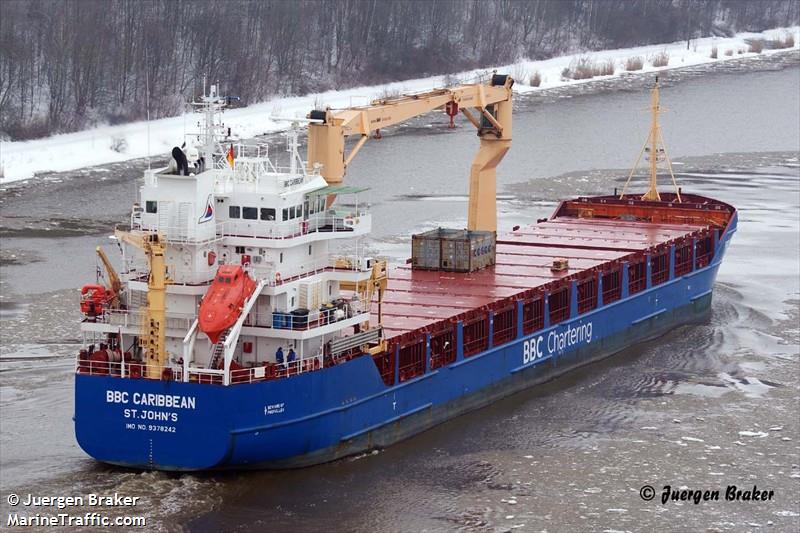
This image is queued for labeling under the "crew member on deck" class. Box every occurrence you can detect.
[287,348,296,364]
[275,346,284,365]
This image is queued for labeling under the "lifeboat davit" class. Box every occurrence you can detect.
[199,265,257,344]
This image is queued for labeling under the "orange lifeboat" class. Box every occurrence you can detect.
[199,265,257,344]
[80,284,113,317]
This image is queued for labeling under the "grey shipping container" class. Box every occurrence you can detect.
[411,232,441,270]
[412,228,496,272]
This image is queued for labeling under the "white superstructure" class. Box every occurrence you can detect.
[81,85,381,384]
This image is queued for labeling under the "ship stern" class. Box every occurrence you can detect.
[74,375,233,470]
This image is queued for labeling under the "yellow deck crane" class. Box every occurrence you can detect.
[114,229,170,379]
[308,75,512,355]
[95,246,122,309]
[306,74,514,232]
[338,258,389,325]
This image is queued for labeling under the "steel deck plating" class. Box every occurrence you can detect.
[378,215,707,338]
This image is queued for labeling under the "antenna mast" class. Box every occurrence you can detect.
[620,77,682,202]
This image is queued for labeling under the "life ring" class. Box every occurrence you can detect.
[275,272,281,284]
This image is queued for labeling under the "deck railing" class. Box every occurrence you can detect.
[130,210,369,245]
[94,292,367,335]
[76,353,326,385]
[76,358,185,381]
[120,252,370,288]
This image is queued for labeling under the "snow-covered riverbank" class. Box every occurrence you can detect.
[1,26,797,185]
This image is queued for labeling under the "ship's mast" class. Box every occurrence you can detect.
[644,80,661,201]
[203,84,217,164]
[191,77,230,167]
[620,77,682,202]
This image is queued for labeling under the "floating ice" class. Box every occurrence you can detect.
[738,430,769,438]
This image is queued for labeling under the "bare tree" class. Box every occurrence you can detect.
[0,0,796,140]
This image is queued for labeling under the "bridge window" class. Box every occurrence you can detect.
[235,246,245,254]
[229,206,240,219]
[260,208,276,221]
[282,208,288,221]
[296,204,303,218]
[145,201,157,214]
[243,207,258,220]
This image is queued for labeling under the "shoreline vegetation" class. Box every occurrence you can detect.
[2,0,798,141]
[0,24,798,184]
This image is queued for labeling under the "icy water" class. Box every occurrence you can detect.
[1,52,799,532]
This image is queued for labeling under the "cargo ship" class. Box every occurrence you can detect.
[74,77,736,470]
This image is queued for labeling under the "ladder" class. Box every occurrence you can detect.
[208,328,231,369]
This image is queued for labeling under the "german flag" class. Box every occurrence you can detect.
[226,144,235,168]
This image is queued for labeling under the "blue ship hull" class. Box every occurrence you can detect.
[74,217,735,471]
